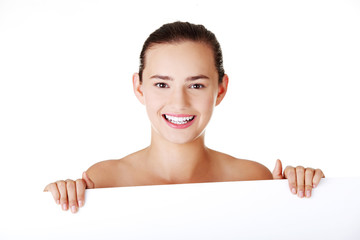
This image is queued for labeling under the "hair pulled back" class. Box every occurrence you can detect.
[139,21,225,83]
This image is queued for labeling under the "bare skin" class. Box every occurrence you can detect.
[87,147,273,189]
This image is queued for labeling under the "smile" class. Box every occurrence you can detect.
[163,114,195,124]
[162,114,196,128]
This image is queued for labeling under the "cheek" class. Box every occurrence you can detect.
[206,88,218,107]
[144,92,163,115]
[195,93,216,116]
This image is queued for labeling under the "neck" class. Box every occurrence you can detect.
[144,129,212,184]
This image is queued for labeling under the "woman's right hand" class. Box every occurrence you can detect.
[43,172,94,213]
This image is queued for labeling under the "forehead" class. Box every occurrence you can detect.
[143,41,217,77]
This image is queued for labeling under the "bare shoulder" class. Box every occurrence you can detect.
[86,159,123,188]
[86,151,141,188]
[210,150,273,181]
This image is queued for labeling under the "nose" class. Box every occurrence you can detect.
[168,87,190,109]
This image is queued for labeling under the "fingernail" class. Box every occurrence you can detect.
[299,191,304,198]
[306,190,311,198]
[71,206,77,213]
[292,188,296,194]
[313,184,316,188]
[62,203,67,211]
[56,200,60,205]
[78,201,83,207]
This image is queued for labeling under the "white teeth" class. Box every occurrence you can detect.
[164,115,195,125]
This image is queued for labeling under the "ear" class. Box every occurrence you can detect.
[215,74,229,106]
[132,73,145,105]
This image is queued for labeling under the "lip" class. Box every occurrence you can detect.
[162,114,196,129]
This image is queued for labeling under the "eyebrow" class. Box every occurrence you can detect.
[149,74,210,81]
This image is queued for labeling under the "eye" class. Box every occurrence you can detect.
[190,84,205,89]
[155,83,169,88]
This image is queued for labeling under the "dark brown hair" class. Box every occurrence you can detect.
[139,21,225,83]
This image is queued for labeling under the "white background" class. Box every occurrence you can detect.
[0,0,359,216]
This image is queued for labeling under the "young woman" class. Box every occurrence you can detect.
[44,21,325,214]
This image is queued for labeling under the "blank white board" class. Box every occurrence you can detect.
[3,178,360,239]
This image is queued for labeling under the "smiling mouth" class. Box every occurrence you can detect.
[163,114,195,125]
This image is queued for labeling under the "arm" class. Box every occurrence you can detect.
[272,159,325,198]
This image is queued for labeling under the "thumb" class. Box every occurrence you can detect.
[82,171,95,189]
[272,159,284,179]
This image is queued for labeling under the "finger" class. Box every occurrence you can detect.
[76,179,86,208]
[66,180,78,214]
[296,166,305,198]
[44,183,60,205]
[272,159,284,179]
[304,168,315,198]
[56,180,68,211]
[312,168,325,188]
[82,172,95,189]
[284,166,297,194]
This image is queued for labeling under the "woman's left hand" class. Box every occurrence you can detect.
[272,159,325,198]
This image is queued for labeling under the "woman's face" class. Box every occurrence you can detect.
[133,41,228,144]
